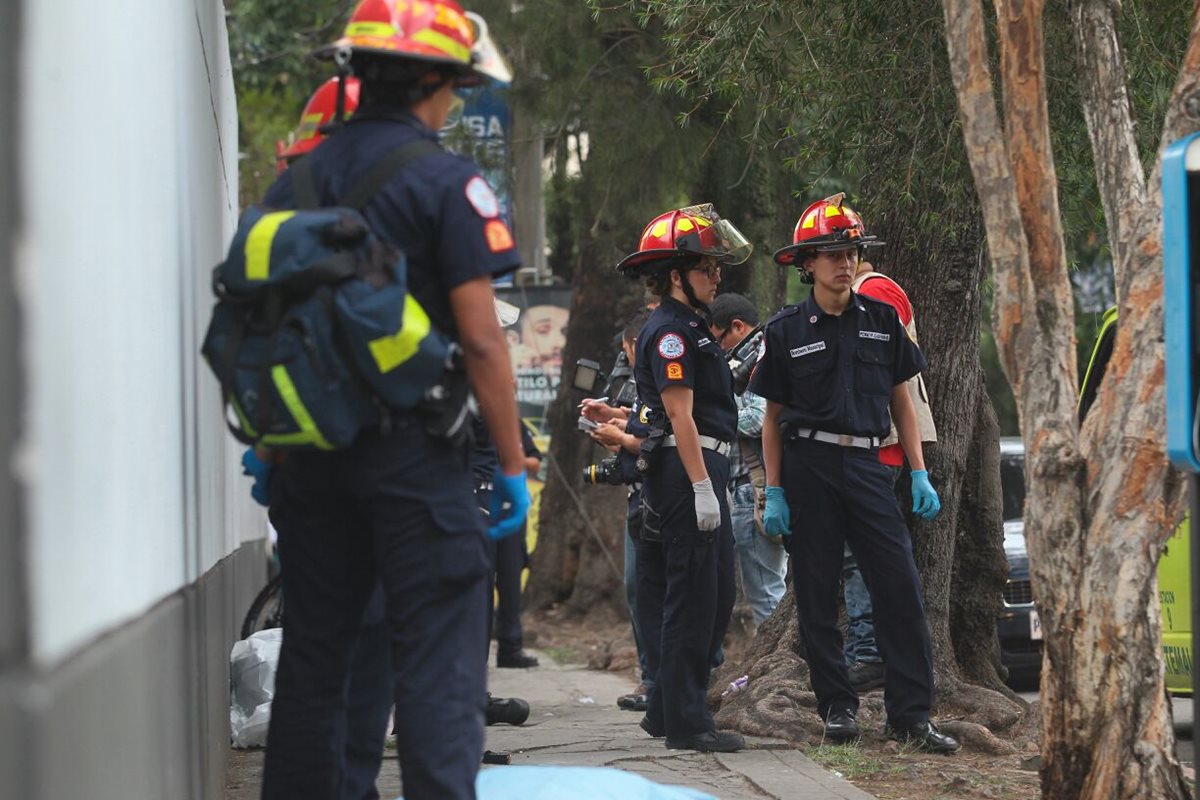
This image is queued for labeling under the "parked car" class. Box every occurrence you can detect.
[995,437,1042,683]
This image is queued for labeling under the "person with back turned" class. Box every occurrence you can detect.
[256,3,532,797]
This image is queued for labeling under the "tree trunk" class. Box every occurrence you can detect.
[944,0,1194,795]
[694,113,792,314]
[874,206,1013,695]
[524,166,640,616]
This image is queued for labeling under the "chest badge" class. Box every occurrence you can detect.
[789,341,827,358]
[809,315,818,323]
[657,333,686,359]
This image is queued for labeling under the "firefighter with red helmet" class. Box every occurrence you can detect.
[275,76,363,171]
[257,3,526,798]
[749,194,957,753]
[615,204,749,753]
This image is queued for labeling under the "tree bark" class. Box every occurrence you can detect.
[944,0,1195,795]
[872,205,1011,692]
[524,134,645,617]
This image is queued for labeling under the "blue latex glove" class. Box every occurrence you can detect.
[241,447,273,508]
[763,486,792,538]
[488,468,532,541]
[911,469,941,520]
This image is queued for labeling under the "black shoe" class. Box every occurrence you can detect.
[848,661,886,693]
[665,730,746,753]
[617,684,649,712]
[497,650,539,669]
[639,716,665,738]
[824,709,861,743]
[886,720,961,754]
[486,695,530,726]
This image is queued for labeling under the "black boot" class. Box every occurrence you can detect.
[885,720,960,754]
[823,709,861,743]
[486,695,530,726]
[496,650,539,668]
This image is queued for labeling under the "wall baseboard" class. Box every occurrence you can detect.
[0,539,265,800]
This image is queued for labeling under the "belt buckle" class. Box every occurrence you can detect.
[837,433,855,447]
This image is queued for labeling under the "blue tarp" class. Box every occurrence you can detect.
[399,765,718,800]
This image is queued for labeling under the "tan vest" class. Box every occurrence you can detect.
[852,271,937,446]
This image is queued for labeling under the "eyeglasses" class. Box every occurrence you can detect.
[691,261,722,279]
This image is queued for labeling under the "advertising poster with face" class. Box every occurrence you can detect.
[495,287,572,576]
[495,287,572,437]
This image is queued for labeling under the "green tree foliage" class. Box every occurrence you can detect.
[616,0,1186,434]
[226,0,354,204]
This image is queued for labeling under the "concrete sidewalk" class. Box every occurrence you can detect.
[225,648,875,799]
[484,651,873,800]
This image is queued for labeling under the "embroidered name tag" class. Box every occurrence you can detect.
[859,331,891,342]
[789,341,826,358]
[697,337,712,347]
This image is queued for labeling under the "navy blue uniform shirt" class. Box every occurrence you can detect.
[263,111,521,339]
[634,296,737,442]
[749,292,926,438]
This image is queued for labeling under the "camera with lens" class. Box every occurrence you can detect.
[726,326,764,395]
[582,455,625,486]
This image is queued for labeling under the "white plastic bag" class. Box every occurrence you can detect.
[230,628,283,748]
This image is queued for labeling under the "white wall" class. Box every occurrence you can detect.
[16,0,261,666]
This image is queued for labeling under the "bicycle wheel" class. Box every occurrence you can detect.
[241,574,284,640]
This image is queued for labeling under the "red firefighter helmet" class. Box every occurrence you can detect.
[772,193,882,266]
[277,77,362,165]
[319,0,505,86]
[616,204,752,276]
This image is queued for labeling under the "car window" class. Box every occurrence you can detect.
[1001,453,1026,521]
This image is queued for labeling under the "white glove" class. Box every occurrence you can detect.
[692,478,722,531]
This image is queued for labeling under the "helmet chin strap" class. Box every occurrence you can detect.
[679,270,712,322]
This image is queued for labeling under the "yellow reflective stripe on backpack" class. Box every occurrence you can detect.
[244,211,297,281]
[229,393,258,437]
[266,365,334,450]
[367,295,432,373]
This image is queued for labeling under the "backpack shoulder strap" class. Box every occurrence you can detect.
[290,156,320,210]
[342,139,444,211]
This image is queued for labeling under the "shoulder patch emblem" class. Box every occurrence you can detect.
[666,362,684,380]
[465,176,501,218]
[657,333,686,360]
[484,219,515,252]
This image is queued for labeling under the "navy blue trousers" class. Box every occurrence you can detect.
[338,588,392,800]
[782,439,933,727]
[492,523,528,658]
[636,448,735,738]
[264,423,491,800]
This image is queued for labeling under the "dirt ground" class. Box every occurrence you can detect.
[524,605,1041,800]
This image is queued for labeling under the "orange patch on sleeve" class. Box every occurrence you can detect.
[666,362,684,380]
[485,219,515,252]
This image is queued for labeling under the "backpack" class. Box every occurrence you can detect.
[202,139,468,450]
